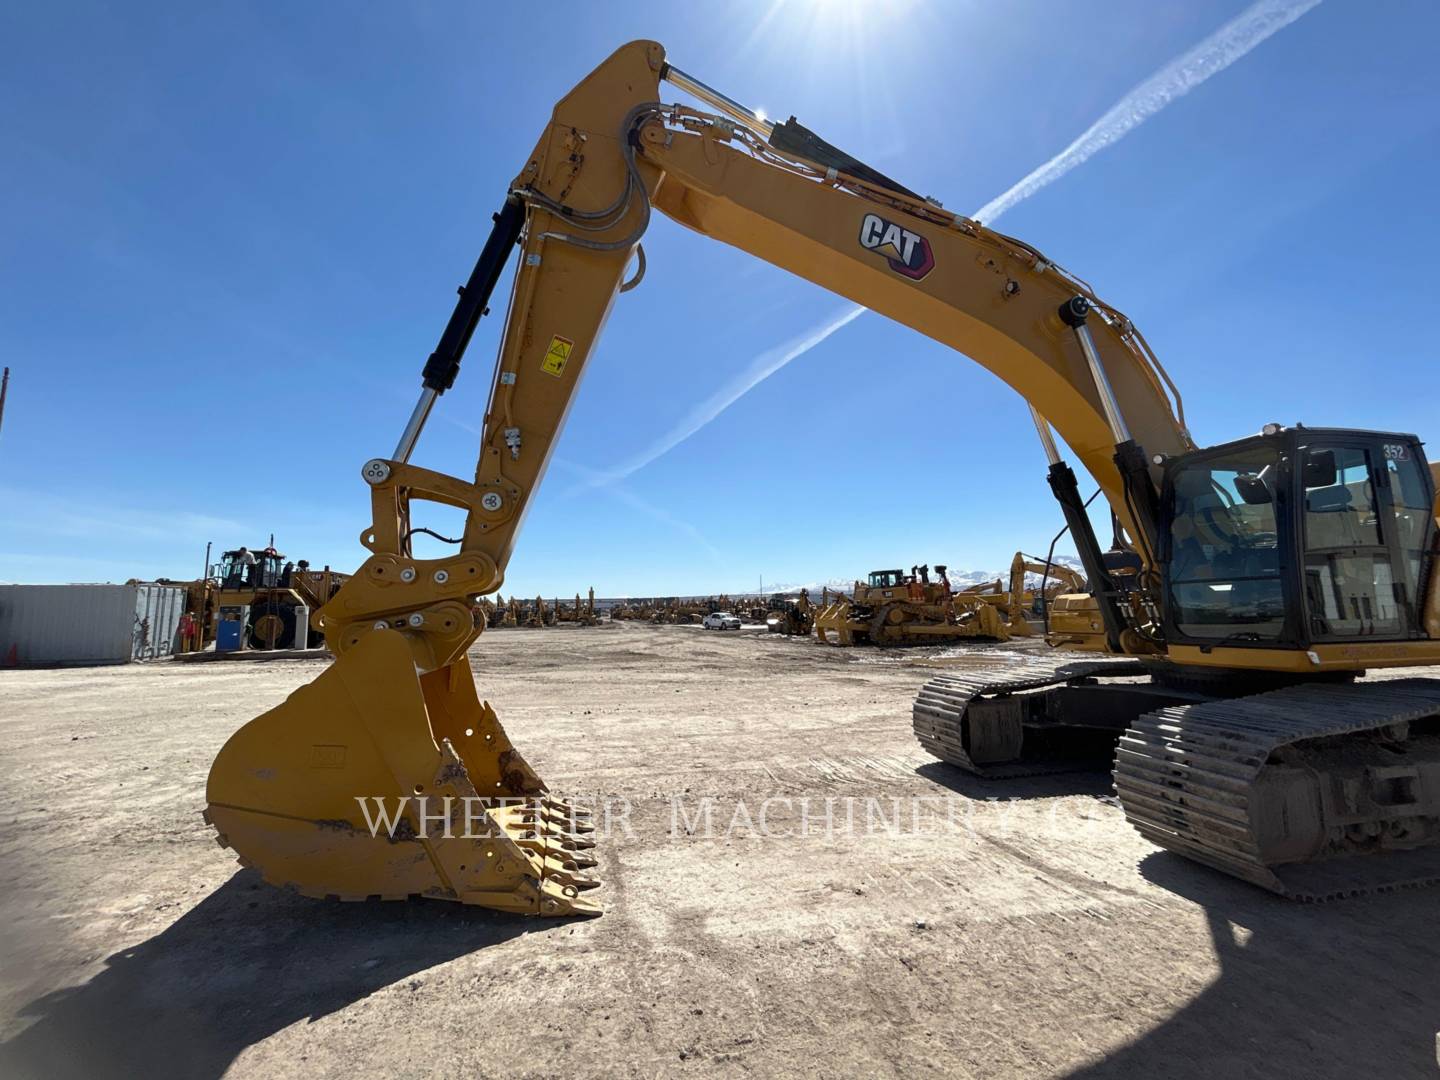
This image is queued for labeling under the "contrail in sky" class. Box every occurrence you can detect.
[575,302,866,489]
[435,410,729,562]
[555,460,728,563]
[972,0,1324,223]
[584,0,1321,484]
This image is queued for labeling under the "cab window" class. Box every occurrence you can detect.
[1301,446,1401,638]
[1384,442,1433,603]
[1167,447,1284,640]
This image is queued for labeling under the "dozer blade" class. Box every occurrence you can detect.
[204,629,599,916]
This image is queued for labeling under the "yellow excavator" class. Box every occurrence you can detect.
[206,42,1440,914]
[954,551,1089,639]
[1009,552,1085,639]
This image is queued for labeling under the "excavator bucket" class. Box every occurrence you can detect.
[204,629,599,915]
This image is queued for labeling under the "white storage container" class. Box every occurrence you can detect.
[0,583,187,666]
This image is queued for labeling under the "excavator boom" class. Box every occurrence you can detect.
[206,41,1440,913]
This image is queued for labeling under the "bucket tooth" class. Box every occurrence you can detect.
[545,845,598,868]
[204,631,601,917]
[519,833,599,868]
[554,814,596,834]
[543,861,602,890]
[545,796,593,818]
[538,881,602,917]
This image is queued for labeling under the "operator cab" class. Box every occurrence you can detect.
[1160,426,1433,648]
[868,569,908,589]
[216,547,290,591]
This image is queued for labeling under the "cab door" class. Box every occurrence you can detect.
[1298,437,1432,641]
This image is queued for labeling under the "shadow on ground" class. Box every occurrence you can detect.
[1068,853,1440,1079]
[915,760,1114,801]
[0,870,552,1080]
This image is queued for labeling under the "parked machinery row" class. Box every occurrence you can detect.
[481,589,599,628]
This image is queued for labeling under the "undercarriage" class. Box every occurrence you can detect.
[913,659,1440,898]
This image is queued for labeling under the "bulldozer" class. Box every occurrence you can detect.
[814,564,1010,646]
[206,43,1440,916]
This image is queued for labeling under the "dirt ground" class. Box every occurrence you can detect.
[0,623,1436,1079]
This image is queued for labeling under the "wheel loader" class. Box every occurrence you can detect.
[766,592,815,636]
[206,42,1440,916]
[211,546,349,650]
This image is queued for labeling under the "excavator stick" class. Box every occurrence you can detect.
[204,630,599,915]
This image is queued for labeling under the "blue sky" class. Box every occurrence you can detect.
[3,1,1438,595]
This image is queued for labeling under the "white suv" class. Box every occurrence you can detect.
[702,612,742,630]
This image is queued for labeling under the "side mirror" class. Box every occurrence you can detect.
[1303,449,1337,489]
[1234,474,1272,505]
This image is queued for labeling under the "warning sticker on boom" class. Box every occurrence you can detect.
[541,335,574,378]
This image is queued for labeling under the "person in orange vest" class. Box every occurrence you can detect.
[178,612,199,653]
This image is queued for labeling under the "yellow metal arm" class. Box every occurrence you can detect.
[317,39,1194,665]
[1007,552,1086,625]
